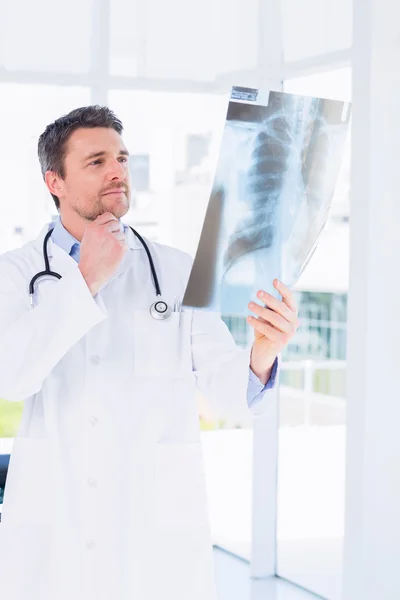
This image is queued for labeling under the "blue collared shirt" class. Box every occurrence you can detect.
[51,218,277,406]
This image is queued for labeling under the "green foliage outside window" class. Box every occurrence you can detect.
[0,399,24,438]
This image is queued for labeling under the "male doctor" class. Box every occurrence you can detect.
[0,106,299,600]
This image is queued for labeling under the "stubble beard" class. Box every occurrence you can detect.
[74,192,130,222]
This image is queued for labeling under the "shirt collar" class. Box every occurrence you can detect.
[50,217,142,255]
[51,218,80,256]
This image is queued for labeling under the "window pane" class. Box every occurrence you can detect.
[0,84,90,253]
[109,0,258,81]
[277,70,351,599]
[0,0,92,72]
[282,0,352,62]
[129,155,151,193]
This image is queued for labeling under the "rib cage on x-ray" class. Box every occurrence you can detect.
[222,110,293,274]
[223,93,349,286]
[182,90,351,316]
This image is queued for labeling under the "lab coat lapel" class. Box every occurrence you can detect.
[33,224,79,278]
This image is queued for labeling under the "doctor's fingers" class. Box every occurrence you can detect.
[112,231,126,243]
[94,212,118,225]
[249,302,297,335]
[248,317,283,344]
[113,232,128,250]
[106,221,124,233]
[256,290,297,321]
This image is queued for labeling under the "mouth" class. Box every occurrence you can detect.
[103,188,126,195]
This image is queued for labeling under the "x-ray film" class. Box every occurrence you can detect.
[182,89,351,316]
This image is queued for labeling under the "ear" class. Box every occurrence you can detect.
[45,171,64,198]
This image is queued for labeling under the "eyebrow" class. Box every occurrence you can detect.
[83,149,130,162]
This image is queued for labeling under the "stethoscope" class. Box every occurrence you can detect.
[29,225,173,320]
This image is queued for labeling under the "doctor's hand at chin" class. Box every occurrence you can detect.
[78,212,129,296]
[247,279,300,385]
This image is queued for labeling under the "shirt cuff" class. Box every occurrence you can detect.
[247,356,279,408]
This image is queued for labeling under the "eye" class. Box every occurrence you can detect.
[119,156,128,163]
[90,159,102,166]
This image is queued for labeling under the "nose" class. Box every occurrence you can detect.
[106,158,126,181]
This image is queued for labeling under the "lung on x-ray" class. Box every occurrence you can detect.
[182,89,351,316]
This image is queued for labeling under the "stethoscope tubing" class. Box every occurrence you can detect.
[29,224,171,319]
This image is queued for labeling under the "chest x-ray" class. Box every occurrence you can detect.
[182,89,351,316]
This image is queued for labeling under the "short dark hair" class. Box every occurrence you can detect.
[38,105,124,210]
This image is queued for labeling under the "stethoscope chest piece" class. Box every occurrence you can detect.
[150,299,173,320]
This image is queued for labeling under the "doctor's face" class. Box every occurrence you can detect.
[55,127,131,221]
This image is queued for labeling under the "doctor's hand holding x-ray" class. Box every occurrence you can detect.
[247,278,299,384]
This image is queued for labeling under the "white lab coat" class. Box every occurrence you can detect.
[0,223,272,600]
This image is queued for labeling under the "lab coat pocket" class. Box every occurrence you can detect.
[154,442,210,530]
[2,437,53,527]
[133,309,192,378]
